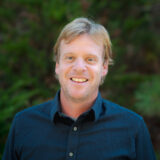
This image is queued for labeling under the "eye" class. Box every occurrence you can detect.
[86,57,97,64]
[65,56,75,62]
[67,56,73,60]
[88,58,94,61]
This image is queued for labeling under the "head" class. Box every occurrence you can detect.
[54,17,113,102]
[54,17,113,75]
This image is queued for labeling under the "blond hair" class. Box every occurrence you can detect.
[54,17,113,65]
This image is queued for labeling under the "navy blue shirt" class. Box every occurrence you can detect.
[3,91,156,160]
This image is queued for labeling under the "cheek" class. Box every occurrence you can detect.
[58,65,72,78]
[88,66,101,78]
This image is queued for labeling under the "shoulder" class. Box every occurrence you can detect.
[102,98,145,129]
[14,99,54,123]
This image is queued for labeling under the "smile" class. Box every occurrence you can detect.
[71,78,88,83]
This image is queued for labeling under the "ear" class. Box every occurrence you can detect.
[55,62,59,75]
[102,60,108,76]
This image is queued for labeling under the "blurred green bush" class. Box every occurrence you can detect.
[135,76,160,116]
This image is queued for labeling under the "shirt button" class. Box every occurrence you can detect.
[73,126,78,131]
[69,152,74,157]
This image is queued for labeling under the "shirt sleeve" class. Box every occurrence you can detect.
[2,116,19,160]
[135,118,156,160]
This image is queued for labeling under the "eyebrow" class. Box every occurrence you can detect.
[63,52,74,56]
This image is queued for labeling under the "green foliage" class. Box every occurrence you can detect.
[156,152,160,160]
[135,76,160,117]
[0,80,37,134]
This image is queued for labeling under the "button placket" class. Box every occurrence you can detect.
[73,126,78,132]
[66,123,80,160]
[69,152,74,157]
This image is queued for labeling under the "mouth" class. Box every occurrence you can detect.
[70,77,88,83]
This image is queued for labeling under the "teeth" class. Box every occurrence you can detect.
[71,78,87,82]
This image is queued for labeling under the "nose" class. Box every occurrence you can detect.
[73,58,86,72]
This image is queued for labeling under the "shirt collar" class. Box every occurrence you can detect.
[50,90,103,123]
[50,91,61,122]
[91,92,103,121]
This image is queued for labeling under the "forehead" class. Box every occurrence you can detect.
[59,34,103,56]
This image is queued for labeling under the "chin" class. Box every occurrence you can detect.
[69,91,88,101]
[70,92,84,99]
[70,96,87,103]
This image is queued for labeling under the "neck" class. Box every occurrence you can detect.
[60,91,98,119]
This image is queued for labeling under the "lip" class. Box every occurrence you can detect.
[70,77,88,83]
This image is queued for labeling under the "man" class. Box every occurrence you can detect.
[3,18,156,160]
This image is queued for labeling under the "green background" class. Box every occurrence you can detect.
[0,0,160,159]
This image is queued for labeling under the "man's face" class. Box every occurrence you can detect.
[55,34,108,102]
